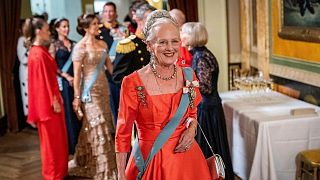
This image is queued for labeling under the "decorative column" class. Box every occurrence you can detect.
[256,0,270,79]
[239,0,250,71]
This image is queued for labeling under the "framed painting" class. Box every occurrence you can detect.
[278,0,320,43]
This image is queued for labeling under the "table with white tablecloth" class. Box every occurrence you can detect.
[220,91,320,180]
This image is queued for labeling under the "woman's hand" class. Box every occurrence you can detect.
[118,173,126,180]
[116,152,127,180]
[73,98,81,112]
[62,72,74,87]
[174,125,197,153]
[66,75,74,86]
[53,96,61,113]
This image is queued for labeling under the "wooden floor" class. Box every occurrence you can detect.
[0,128,89,180]
[0,128,42,179]
[0,128,241,180]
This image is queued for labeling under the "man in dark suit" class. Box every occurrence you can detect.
[98,1,127,55]
[97,2,129,122]
[110,3,156,124]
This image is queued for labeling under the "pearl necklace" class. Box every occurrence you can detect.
[150,62,177,81]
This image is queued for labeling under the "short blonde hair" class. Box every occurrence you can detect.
[181,22,208,47]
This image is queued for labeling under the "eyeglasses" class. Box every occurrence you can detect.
[154,39,181,48]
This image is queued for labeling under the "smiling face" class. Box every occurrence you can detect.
[56,20,69,37]
[85,17,100,36]
[148,22,180,66]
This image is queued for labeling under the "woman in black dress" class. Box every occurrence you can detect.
[50,18,81,155]
[181,22,234,180]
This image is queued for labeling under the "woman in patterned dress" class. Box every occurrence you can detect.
[181,22,234,180]
[49,18,80,155]
[69,14,117,179]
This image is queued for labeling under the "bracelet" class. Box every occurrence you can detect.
[74,95,80,99]
[186,118,194,128]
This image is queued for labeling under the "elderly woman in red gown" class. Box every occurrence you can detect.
[115,10,211,180]
[25,17,68,179]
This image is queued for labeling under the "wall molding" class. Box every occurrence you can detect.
[229,53,241,63]
[270,63,320,87]
[271,56,320,74]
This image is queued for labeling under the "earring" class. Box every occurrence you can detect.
[150,52,155,63]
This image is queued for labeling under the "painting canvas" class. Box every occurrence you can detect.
[278,0,320,42]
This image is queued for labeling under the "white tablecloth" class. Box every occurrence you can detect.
[220,91,320,180]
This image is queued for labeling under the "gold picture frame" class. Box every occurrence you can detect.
[278,0,320,43]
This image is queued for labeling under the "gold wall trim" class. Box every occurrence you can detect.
[278,0,320,43]
[271,0,320,62]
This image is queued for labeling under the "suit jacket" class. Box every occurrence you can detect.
[112,35,150,85]
[98,22,127,48]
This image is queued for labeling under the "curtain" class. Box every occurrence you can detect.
[168,0,198,22]
[0,0,22,132]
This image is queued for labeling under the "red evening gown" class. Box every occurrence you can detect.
[28,45,68,180]
[115,71,211,180]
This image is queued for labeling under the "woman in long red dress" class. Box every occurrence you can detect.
[25,17,68,180]
[115,10,211,180]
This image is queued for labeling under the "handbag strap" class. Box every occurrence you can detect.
[198,123,226,178]
[133,67,193,180]
[81,49,108,102]
[198,123,215,155]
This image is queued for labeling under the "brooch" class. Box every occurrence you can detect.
[135,86,147,107]
[183,80,199,109]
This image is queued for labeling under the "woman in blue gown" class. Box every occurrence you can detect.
[50,18,81,155]
[181,22,234,180]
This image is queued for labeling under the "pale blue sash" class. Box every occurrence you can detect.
[57,54,72,91]
[81,50,108,103]
[109,40,118,57]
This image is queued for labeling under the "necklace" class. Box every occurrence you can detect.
[153,69,178,94]
[150,62,177,81]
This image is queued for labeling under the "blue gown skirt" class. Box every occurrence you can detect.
[196,101,234,180]
[61,78,81,154]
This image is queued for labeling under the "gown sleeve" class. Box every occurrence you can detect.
[17,37,28,65]
[195,55,215,96]
[115,75,139,152]
[112,52,132,84]
[72,43,86,62]
[28,47,59,123]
